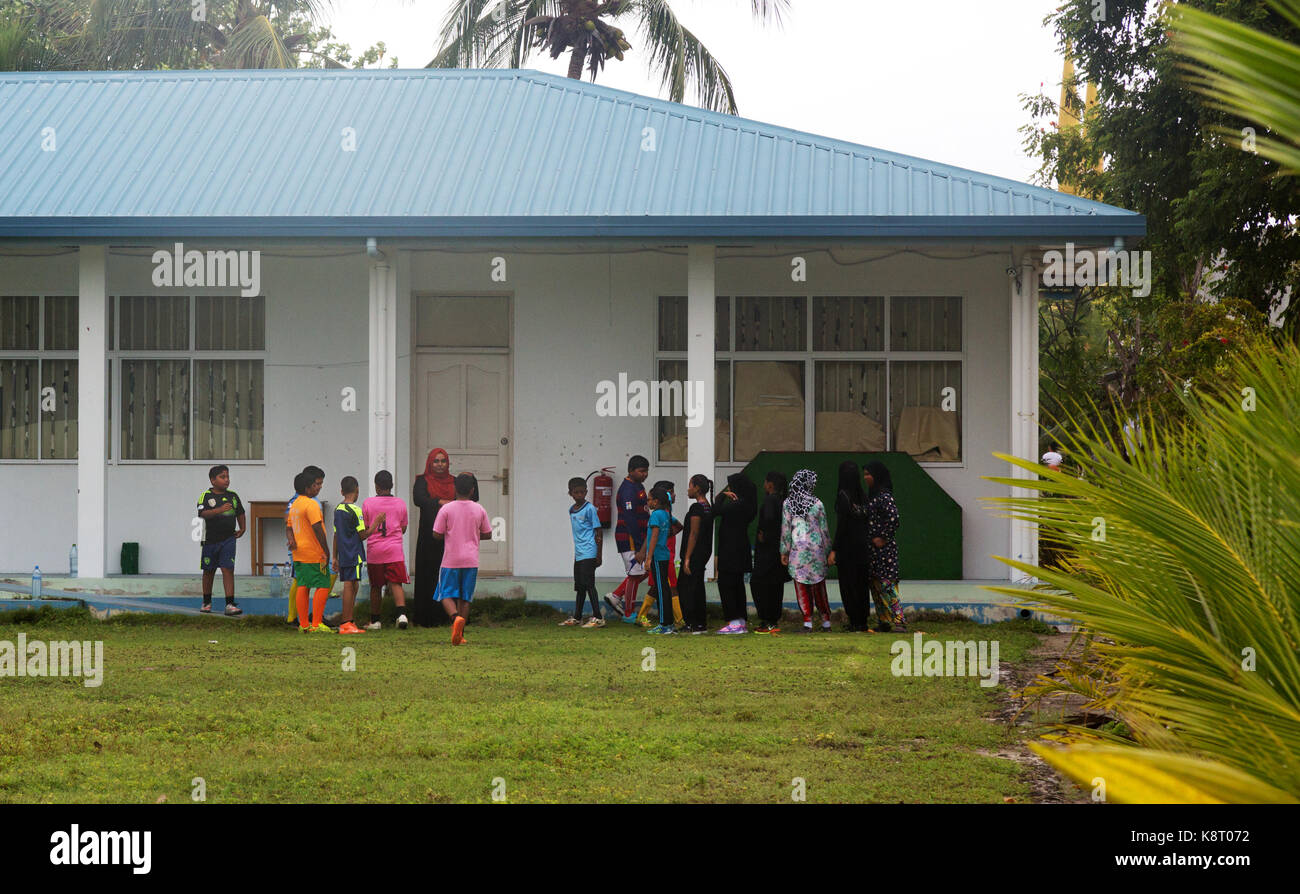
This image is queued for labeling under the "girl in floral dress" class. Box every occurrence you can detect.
[779,469,833,632]
[864,461,906,631]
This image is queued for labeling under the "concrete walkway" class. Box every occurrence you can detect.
[0,573,1069,628]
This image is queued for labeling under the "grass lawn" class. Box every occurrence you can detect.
[0,604,1046,803]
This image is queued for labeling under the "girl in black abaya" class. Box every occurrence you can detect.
[750,470,790,633]
[827,460,872,632]
[714,471,757,634]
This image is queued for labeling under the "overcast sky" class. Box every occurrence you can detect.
[324,0,1067,184]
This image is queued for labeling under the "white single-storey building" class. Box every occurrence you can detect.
[0,68,1143,589]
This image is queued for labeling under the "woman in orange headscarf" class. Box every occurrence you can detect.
[412,448,456,626]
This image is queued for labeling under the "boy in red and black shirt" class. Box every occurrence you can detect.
[603,455,650,620]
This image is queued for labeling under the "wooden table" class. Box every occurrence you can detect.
[248,500,287,576]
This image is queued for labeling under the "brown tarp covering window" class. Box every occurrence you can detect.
[733,361,804,460]
[659,419,730,463]
[895,405,960,462]
[815,411,886,452]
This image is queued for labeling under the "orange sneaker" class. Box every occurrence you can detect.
[452,615,466,645]
[338,621,366,634]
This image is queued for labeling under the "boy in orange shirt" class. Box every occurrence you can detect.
[287,469,334,633]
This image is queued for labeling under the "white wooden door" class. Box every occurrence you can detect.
[415,353,511,573]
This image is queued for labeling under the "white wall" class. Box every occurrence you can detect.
[406,246,1013,581]
[2,243,1012,579]
[407,249,669,582]
[1,248,370,574]
[2,252,79,572]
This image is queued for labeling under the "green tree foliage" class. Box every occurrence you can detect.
[0,0,90,69]
[1024,0,1299,312]
[1024,0,1297,445]
[0,0,391,70]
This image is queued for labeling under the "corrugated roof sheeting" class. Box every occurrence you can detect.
[0,68,1141,236]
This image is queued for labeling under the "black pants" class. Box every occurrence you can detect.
[838,559,872,630]
[648,558,673,624]
[413,537,448,627]
[678,562,708,628]
[718,570,747,623]
[572,558,600,619]
[750,570,785,626]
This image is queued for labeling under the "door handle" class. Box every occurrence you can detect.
[501,467,509,496]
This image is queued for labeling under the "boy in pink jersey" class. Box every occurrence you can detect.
[432,472,493,646]
[362,469,411,630]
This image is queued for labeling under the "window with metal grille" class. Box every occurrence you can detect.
[656,294,963,464]
[112,295,265,461]
[656,296,730,352]
[889,296,962,351]
[0,295,79,460]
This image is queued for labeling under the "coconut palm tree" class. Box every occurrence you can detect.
[987,342,1300,803]
[1170,0,1300,172]
[429,0,790,115]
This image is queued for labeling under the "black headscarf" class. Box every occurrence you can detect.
[837,460,866,505]
[726,471,757,507]
[865,461,893,498]
[765,470,788,500]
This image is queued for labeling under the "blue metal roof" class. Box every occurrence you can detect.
[0,68,1144,240]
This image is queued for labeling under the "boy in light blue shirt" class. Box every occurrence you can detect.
[561,477,605,628]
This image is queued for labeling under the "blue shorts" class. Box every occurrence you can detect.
[435,567,478,602]
[200,537,236,572]
[337,555,363,582]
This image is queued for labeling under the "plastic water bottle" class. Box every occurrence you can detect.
[69,544,78,578]
[279,562,291,598]
[32,565,41,599]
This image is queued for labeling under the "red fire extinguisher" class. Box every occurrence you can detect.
[589,467,615,529]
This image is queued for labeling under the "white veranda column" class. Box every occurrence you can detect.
[368,251,398,491]
[1008,255,1040,581]
[77,245,108,578]
[686,244,717,488]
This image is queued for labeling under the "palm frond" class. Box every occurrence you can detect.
[430,0,506,68]
[1031,744,1299,803]
[635,0,736,114]
[221,14,294,68]
[487,0,563,69]
[1169,0,1300,173]
[983,342,1300,801]
[745,0,789,26]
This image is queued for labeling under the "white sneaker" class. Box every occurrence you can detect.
[396,614,409,630]
[365,620,382,631]
[603,593,625,617]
